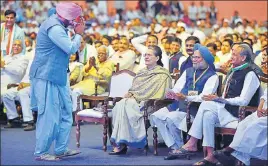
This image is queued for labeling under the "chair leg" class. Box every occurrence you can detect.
[203,147,207,158]
[108,118,113,145]
[76,118,81,148]
[103,118,108,152]
[152,126,158,156]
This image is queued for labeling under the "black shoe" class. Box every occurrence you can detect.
[108,146,128,155]
[24,123,36,131]
[164,154,178,160]
[4,118,22,128]
[157,142,167,148]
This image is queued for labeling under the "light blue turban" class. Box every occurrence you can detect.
[193,43,215,70]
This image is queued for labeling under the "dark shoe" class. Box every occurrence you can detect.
[213,150,236,166]
[157,142,167,148]
[4,118,22,128]
[24,123,36,131]
[108,146,128,155]
[164,154,178,160]
[193,159,218,166]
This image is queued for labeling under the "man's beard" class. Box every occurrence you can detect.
[193,60,208,70]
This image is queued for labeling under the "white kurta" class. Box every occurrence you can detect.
[131,34,169,73]
[150,70,219,149]
[2,59,34,122]
[1,53,29,99]
[230,88,267,165]
[188,71,260,148]
[109,49,136,71]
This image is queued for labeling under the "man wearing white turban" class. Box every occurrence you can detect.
[29,2,85,161]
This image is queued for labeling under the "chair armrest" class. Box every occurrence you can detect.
[239,106,257,121]
[7,84,19,89]
[260,76,268,83]
[79,95,109,101]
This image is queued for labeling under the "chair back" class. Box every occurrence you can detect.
[109,69,136,98]
[217,75,223,96]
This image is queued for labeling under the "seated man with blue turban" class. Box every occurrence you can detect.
[175,43,261,166]
[150,44,219,160]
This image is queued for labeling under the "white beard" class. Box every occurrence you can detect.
[193,60,208,69]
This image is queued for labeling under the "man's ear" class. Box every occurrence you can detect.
[241,55,247,62]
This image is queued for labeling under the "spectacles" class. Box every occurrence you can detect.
[144,53,154,57]
[191,56,202,59]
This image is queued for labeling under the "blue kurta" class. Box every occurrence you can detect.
[29,15,81,156]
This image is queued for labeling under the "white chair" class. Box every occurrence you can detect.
[75,69,136,151]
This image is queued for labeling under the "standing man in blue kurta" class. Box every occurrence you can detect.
[29,2,85,161]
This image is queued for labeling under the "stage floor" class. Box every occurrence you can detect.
[1,123,204,165]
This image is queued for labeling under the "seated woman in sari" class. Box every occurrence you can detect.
[69,53,84,86]
[109,45,172,155]
[71,45,114,112]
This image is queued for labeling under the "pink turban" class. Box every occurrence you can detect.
[56,2,82,21]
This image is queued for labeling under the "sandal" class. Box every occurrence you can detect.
[168,147,197,156]
[193,159,217,166]
[35,154,61,161]
[56,149,81,158]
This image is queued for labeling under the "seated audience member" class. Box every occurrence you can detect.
[254,40,267,68]
[215,39,233,70]
[24,37,35,55]
[71,45,114,112]
[111,37,120,52]
[207,88,267,166]
[132,34,169,72]
[2,54,35,131]
[1,40,29,99]
[78,37,97,65]
[110,37,136,71]
[206,43,220,63]
[175,43,261,166]
[150,44,219,160]
[94,40,103,49]
[168,37,186,73]
[69,53,84,86]
[101,35,115,57]
[109,46,172,155]
[179,36,201,75]
[1,10,25,56]
[261,47,268,77]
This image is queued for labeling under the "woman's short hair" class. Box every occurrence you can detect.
[206,43,217,51]
[148,45,163,67]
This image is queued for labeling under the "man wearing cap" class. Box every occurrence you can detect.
[150,44,219,160]
[176,22,190,55]
[108,20,122,36]
[29,2,85,161]
[175,43,260,165]
[216,19,234,37]
[1,9,25,56]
